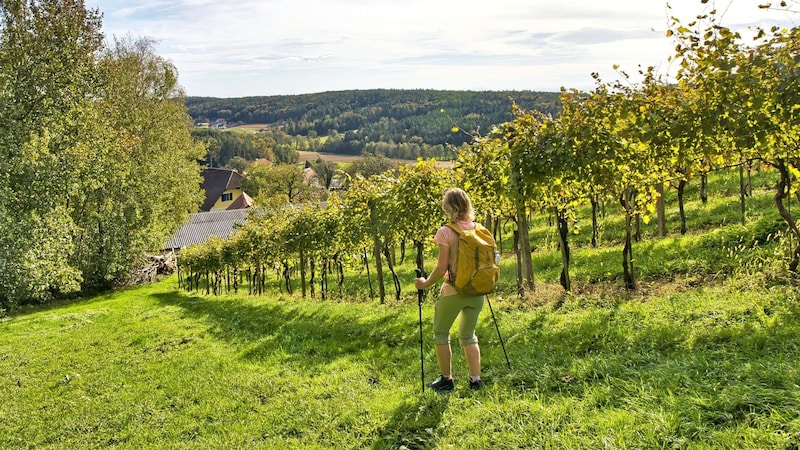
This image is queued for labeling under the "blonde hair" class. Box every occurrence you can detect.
[442,188,475,222]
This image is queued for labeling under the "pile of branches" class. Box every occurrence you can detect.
[129,252,177,285]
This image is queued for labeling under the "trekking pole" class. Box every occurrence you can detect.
[415,268,426,393]
[486,294,511,369]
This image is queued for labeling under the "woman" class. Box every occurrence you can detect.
[415,188,484,392]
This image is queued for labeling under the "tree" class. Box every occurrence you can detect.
[242,163,316,206]
[459,129,536,295]
[344,153,397,181]
[0,0,103,305]
[0,3,204,306]
[226,156,249,173]
[312,160,340,189]
[69,37,204,289]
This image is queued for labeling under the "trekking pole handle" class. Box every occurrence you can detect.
[414,269,425,304]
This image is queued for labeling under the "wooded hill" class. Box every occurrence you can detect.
[186,89,561,160]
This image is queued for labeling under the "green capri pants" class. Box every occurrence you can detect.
[433,292,485,346]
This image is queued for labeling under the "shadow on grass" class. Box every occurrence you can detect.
[508,298,800,431]
[152,289,456,448]
[371,394,450,450]
[152,290,422,363]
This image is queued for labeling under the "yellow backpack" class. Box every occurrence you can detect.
[446,222,500,296]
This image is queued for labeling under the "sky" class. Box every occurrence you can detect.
[85,0,797,98]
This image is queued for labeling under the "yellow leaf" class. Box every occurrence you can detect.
[789,164,800,180]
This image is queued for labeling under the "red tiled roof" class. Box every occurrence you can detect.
[226,192,254,210]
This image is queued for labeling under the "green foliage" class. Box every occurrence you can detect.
[0,0,103,305]
[191,127,285,167]
[241,163,319,206]
[343,153,397,181]
[392,159,455,245]
[0,5,202,306]
[185,89,563,160]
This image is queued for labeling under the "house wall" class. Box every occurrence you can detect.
[210,187,243,211]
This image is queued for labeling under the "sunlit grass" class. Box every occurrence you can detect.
[2,269,800,448]
[2,167,800,448]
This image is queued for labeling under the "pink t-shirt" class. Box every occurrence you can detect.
[434,220,475,247]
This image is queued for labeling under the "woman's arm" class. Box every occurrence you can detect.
[414,243,449,290]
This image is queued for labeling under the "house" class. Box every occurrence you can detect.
[161,168,253,251]
[201,167,254,212]
[163,209,249,251]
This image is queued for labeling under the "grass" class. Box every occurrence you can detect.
[2,165,800,448]
[2,272,799,448]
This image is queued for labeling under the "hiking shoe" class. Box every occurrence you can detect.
[427,374,455,392]
[469,379,483,390]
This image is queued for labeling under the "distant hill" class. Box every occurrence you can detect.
[186,89,562,160]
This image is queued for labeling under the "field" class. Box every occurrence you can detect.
[298,150,454,169]
[225,124,454,168]
[2,168,800,448]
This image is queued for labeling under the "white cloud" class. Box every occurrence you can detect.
[87,0,798,97]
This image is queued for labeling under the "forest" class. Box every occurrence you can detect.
[186,89,562,161]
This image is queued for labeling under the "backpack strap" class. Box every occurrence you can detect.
[444,223,462,282]
[445,222,464,236]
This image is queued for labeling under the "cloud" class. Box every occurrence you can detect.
[87,0,799,97]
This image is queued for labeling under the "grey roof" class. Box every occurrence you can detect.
[163,209,249,250]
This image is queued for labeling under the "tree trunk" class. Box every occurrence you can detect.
[177,263,183,290]
[309,257,315,299]
[700,173,708,204]
[337,255,344,295]
[495,216,502,255]
[373,236,386,303]
[774,161,800,272]
[656,182,666,237]
[678,179,687,235]
[591,194,599,247]
[383,245,402,301]
[513,229,524,297]
[283,261,292,294]
[739,164,747,226]
[515,197,535,292]
[320,257,327,300]
[363,248,374,299]
[555,208,571,291]
[620,188,637,290]
[299,250,307,298]
[412,239,426,278]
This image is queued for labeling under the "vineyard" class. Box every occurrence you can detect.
[177,8,800,302]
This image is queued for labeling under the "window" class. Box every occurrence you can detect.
[221,192,233,202]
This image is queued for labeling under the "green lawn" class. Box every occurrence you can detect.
[2,269,799,448]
